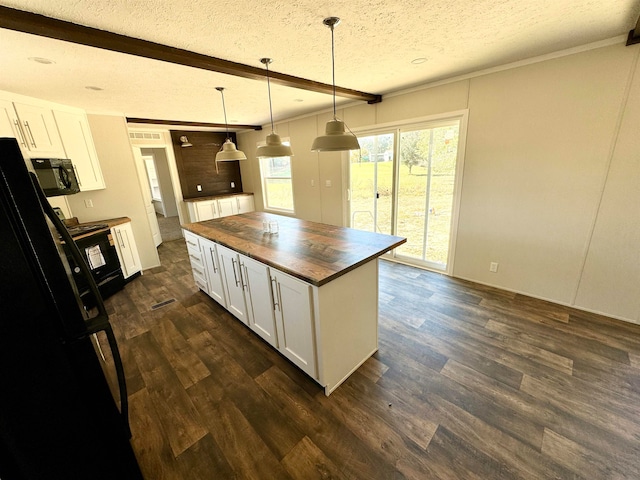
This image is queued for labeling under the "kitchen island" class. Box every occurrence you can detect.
[182,212,406,395]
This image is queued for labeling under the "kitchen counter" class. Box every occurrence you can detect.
[183,212,406,394]
[183,192,254,202]
[63,216,131,240]
[182,212,406,287]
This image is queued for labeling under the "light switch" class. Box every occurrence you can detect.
[325,180,332,187]
[231,182,235,188]
[84,199,93,208]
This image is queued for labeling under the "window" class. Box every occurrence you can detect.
[259,142,294,213]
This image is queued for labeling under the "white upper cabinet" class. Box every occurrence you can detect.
[12,101,65,156]
[0,100,24,143]
[53,110,106,191]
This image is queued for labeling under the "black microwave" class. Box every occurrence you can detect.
[31,158,80,197]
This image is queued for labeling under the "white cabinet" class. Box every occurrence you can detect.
[217,197,238,217]
[270,269,316,377]
[184,230,208,291]
[0,99,24,142]
[241,255,278,348]
[53,110,105,191]
[236,195,255,214]
[12,101,64,156]
[186,194,254,222]
[111,222,142,279]
[217,243,249,324]
[194,200,218,221]
[200,237,227,306]
[186,232,315,376]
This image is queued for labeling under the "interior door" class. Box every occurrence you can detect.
[132,147,162,247]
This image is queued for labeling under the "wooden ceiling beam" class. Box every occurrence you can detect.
[126,117,262,131]
[0,6,382,104]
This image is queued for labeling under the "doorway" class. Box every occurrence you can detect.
[140,148,181,242]
[347,113,466,274]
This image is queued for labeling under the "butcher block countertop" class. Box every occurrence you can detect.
[182,212,406,287]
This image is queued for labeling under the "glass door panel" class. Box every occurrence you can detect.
[395,122,460,269]
[349,133,394,234]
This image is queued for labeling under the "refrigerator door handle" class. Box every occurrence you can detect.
[29,172,131,437]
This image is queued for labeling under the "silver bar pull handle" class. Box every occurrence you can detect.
[209,250,217,273]
[270,277,280,311]
[13,120,27,147]
[231,258,240,287]
[240,264,248,290]
[23,121,37,148]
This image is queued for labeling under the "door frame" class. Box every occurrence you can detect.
[343,109,468,275]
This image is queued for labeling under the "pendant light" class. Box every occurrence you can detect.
[215,87,247,163]
[256,58,294,158]
[311,17,360,152]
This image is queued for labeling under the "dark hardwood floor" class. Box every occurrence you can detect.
[99,238,640,479]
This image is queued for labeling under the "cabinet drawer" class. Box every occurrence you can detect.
[183,230,201,255]
[193,269,208,291]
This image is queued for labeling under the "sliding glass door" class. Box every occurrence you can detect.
[348,115,464,273]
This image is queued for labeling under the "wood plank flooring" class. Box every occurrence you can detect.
[98,238,640,479]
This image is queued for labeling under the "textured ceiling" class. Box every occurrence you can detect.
[0,0,638,128]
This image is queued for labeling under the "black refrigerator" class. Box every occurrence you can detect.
[0,138,143,479]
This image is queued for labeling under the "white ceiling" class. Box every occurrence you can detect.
[1,0,639,129]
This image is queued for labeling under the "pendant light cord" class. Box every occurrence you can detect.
[219,88,230,140]
[266,61,275,133]
[330,23,337,120]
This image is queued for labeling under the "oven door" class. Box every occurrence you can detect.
[65,231,124,308]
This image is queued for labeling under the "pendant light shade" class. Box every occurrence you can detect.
[215,87,246,163]
[311,17,360,153]
[256,58,293,158]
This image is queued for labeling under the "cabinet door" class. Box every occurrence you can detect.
[240,255,278,347]
[272,270,316,377]
[217,197,238,217]
[201,238,227,307]
[13,102,64,155]
[0,100,27,147]
[216,243,248,324]
[53,110,105,191]
[236,195,255,214]
[195,201,217,221]
[112,222,142,279]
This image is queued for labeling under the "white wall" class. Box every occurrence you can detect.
[238,41,640,324]
[66,115,160,270]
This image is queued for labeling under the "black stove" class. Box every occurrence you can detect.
[66,223,109,238]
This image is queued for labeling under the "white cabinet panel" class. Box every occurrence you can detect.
[217,243,248,324]
[53,110,105,191]
[12,102,64,156]
[0,100,24,144]
[236,195,255,214]
[241,255,278,347]
[194,200,218,221]
[201,238,227,307]
[112,222,142,279]
[217,197,238,217]
[271,269,316,377]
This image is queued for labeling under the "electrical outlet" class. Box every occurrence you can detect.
[231,182,235,188]
[84,199,93,208]
[325,180,332,187]
[489,262,499,273]
[196,184,202,192]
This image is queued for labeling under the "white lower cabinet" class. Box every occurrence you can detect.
[270,269,316,377]
[217,243,249,324]
[200,237,226,306]
[111,222,142,279]
[216,197,238,217]
[241,255,278,348]
[189,233,316,377]
[186,194,254,222]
